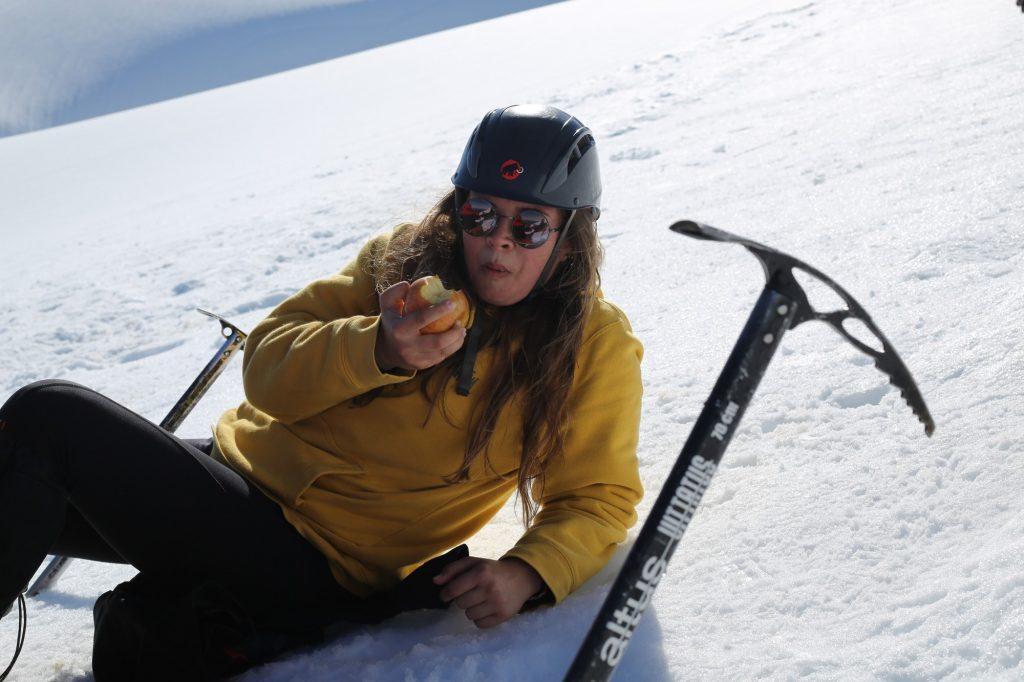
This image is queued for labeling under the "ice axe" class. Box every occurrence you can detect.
[25,309,248,598]
[565,221,934,681]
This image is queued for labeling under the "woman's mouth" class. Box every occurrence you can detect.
[484,262,510,275]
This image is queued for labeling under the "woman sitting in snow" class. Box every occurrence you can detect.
[0,104,644,678]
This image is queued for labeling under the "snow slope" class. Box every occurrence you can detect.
[0,0,569,137]
[1,0,1023,679]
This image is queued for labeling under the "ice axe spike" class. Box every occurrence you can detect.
[671,220,933,436]
[565,221,934,682]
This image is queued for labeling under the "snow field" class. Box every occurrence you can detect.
[1,0,1023,679]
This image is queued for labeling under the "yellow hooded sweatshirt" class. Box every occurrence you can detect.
[211,228,644,604]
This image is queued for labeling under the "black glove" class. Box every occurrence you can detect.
[336,544,470,628]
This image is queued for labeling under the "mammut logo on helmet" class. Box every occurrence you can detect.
[500,159,524,181]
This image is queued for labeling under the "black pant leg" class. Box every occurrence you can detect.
[50,438,213,564]
[52,507,127,563]
[0,380,356,629]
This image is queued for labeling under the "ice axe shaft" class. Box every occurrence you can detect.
[564,221,933,681]
[565,286,794,681]
[25,310,247,598]
[159,309,247,433]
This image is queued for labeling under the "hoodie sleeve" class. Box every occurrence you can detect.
[241,230,417,424]
[503,309,644,603]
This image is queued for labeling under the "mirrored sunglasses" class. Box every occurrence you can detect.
[457,196,561,249]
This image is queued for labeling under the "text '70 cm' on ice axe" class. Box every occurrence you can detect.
[565,221,935,682]
[25,309,248,597]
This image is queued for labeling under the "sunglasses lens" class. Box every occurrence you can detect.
[459,197,497,236]
[512,210,551,248]
[458,197,555,248]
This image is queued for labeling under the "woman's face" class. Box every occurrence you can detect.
[460,192,567,307]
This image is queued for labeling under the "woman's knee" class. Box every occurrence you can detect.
[0,380,93,479]
[0,379,92,428]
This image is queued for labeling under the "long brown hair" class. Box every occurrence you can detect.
[369,189,604,523]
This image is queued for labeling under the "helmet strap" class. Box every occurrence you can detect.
[525,209,576,301]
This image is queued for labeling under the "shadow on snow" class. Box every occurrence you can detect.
[46,0,568,132]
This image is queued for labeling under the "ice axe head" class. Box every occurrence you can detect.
[671,220,934,437]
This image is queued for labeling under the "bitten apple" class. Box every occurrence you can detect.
[403,275,471,334]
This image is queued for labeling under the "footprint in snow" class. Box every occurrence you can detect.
[904,268,943,282]
[53,328,84,343]
[232,292,290,315]
[607,126,637,138]
[610,147,661,162]
[829,384,890,409]
[892,589,947,609]
[172,280,202,296]
[120,339,186,364]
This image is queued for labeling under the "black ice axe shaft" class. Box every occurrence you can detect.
[25,309,248,598]
[565,221,934,682]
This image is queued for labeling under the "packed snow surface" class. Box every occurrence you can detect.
[1,0,1023,680]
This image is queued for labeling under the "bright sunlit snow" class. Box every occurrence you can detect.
[1,0,1022,680]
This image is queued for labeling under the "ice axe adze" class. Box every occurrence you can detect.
[25,309,248,598]
[565,221,934,682]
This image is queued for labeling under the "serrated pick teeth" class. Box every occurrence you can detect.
[875,358,935,437]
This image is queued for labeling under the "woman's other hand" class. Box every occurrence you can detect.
[433,556,545,628]
[375,281,467,372]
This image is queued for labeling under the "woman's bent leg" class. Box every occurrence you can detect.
[0,380,354,629]
[47,439,213,564]
[51,507,127,564]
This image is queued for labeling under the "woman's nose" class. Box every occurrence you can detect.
[485,216,516,248]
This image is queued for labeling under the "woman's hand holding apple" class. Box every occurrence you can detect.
[375,277,471,372]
